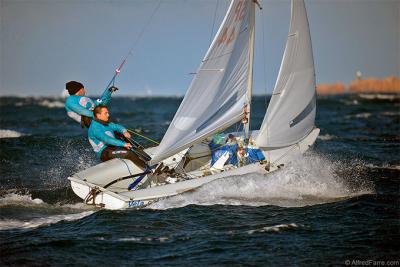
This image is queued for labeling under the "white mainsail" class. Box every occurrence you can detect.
[151,0,255,164]
[255,0,316,148]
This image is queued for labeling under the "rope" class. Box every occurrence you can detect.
[260,0,269,108]
[104,0,162,91]
[209,0,220,45]
[127,129,160,145]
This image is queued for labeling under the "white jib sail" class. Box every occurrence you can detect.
[151,0,255,164]
[255,0,316,148]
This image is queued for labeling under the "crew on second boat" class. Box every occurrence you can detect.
[88,105,147,169]
[64,81,118,128]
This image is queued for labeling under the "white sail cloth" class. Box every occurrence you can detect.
[151,0,255,164]
[256,0,316,148]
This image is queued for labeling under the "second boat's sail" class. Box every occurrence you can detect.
[151,0,255,164]
[256,0,316,149]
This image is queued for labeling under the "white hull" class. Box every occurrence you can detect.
[68,128,320,210]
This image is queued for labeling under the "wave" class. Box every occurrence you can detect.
[15,101,26,107]
[0,193,95,231]
[117,236,170,243]
[318,134,337,141]
[113,223,302,244]
[381,111,400,117]
[345,113,372,119]
[4,97,65,108]
[246,223,303,234]
[0,129,26,138]
[149,153,374,210]
[0,211,94,231]
[358,93,399,101]
[339,99,359,106]
[366,163,400,170]
[38,99,65,108]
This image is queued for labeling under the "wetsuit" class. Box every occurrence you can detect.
[64,88,112,127]
[88,119,146,169]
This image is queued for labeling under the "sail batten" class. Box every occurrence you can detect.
[255,0,316,148]
[150,0,255,165]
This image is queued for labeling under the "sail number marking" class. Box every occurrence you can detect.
[234,0,246,22]
[217,0,246,46]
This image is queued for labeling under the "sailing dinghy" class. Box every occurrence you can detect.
[68,0,319,209]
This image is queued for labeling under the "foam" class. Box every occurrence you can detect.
[246,223,302,234]
[0,192,94,210]
[340,99,359,106]
[38,99,65,108]
[40,141,97,189]
[359,94,399,101]
[318,134,337,141]
[149,154,374,210]
[345,113,372,119]
[0,193,44,207]
[0,129,26,138]
[366,163,400,170]
[0,211,94,231]
[117,236,170,242]
[0,193,95,231]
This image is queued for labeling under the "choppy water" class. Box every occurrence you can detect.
[0,94,399,266]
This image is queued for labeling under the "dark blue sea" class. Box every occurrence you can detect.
[0,94,399,266]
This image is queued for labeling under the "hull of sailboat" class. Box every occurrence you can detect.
[67,0,319,210]
[69,162,268,210]
[68,128,320,210]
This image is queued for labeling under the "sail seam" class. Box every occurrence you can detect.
[202,50,233,62]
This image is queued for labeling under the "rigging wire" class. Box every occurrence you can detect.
[209,0,220,46]
[104,0,163,91]
[257,0,269,155]
[260,0,269,108]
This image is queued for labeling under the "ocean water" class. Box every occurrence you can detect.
[0,95,399,266]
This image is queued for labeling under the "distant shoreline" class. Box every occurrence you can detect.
[317,76,400,95]
[1,76,400,98]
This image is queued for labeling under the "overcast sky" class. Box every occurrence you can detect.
[0,0,399,96]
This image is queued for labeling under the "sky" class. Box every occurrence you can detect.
[0,0,399,96]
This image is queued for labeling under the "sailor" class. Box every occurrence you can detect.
[209,133,238,167]
[64,81,118,128]
[88,105,147,169]
[225,134,238,145]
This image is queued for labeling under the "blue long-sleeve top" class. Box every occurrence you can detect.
[64,88,112,123]
[88,119,128,158]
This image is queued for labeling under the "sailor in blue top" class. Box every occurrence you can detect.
[64,81,118,128]
[88,105,147,169]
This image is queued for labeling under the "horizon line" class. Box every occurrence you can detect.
[0,93,274,98]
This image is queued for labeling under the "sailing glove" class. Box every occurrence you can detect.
[108,86,119,93]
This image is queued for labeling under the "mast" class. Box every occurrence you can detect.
[245,0,260,141]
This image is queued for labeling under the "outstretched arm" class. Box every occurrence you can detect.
[95,87,118,106]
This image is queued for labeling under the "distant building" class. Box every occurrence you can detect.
[356,70,362,80]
